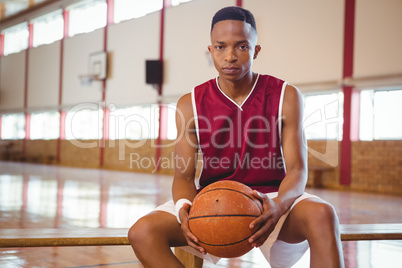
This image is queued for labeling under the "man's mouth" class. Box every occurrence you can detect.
[222,66,239,74]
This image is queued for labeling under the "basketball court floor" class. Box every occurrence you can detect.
[0,161,401,268]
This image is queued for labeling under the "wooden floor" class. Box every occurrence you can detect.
[0,162,401,268]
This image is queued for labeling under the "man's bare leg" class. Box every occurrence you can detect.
[278,197,345,268]
[128,211,188,268]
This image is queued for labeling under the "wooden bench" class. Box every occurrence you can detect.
[1,224,401,268]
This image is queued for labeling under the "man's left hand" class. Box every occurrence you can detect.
[248,190,287,248]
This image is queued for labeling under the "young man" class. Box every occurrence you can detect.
[129,6,345,268]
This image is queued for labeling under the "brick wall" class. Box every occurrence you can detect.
[103,139,174,174]
[351,141,402,195]
[308,140,402,195]
[60,140,100,168]
[307,140,341,189]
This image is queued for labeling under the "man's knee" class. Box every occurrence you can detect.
[313,202,337,223]
[305,200,339,234]
[128,217,155,250]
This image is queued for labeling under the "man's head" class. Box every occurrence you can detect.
[208,6,260,82]
[211,6,257,34]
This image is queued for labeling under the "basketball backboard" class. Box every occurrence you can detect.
[88,51,107,80]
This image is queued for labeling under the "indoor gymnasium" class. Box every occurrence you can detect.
[0,0,401,267]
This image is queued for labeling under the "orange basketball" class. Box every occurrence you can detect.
[188,180,263,258]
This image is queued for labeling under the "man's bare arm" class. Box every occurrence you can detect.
[248,84,307,247]
[172,93,199,203]
[274,84,307,210]
[171,93,207,254]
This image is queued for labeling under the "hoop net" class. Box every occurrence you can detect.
[79,74,99,86]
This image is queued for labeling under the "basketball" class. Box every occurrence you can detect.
[188,180,263,258]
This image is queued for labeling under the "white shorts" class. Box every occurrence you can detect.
[155,192,319,267]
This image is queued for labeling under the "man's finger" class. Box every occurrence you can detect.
[249,213,264,229]
[185,237,206,254]
[183,227,199,243]
[252,234,269,248]
[253,190,265,201]
[249,218,272,244]
[182,202,191,211]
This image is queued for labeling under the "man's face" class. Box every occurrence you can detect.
[208,20,260,82]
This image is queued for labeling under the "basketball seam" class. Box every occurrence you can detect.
[195,188,263,214]
[197,230,258,247]
[189,214,259,220]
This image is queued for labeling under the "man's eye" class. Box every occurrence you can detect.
[239,45,249,50]
[215,45,224,50]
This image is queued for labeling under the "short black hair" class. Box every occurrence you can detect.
[211,6,257,33]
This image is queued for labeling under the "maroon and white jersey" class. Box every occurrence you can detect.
[191,74,288,193]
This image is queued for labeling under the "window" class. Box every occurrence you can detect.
[360,89,402,140]
[3,22,29,55]
[32,10,63,47]
[1,113,26,139]
[109,105,159,140]
[166,103,177,140]
[65,105,103,140]
[171,0,194,6]
[303,92,344,140]
[114,0,162,23]
[30,111,60,140]
[34,0,48,4]
[3,1,28,17]
[68,0,107,37]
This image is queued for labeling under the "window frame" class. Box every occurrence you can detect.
[359,88,402,141]
[303,90,344,141]
[67,0,107,37]
[3,22,29,56]
[32,9,64,47]
[0,113,26,140]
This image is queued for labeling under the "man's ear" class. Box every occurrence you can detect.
[208,45,212,54]
[253,45,261,59]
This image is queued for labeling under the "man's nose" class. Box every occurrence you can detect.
[224,48,237,62]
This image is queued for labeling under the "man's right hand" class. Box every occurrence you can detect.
[179,203,207,255]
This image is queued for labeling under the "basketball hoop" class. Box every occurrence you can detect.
[79,51,107,86]
[79,74,99,86]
